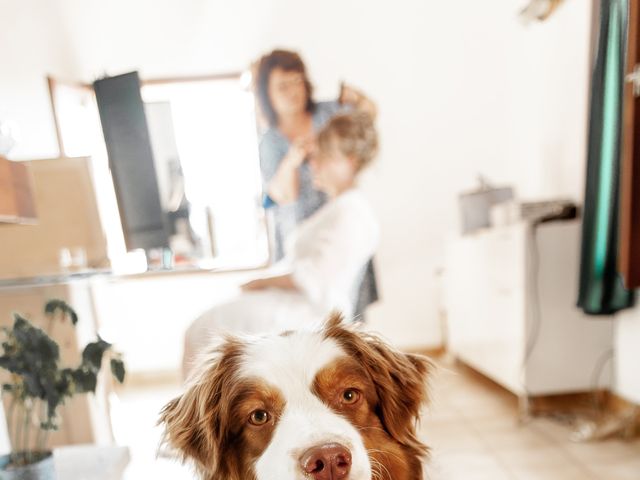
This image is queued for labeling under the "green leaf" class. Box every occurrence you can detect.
[110,358,126,383]
[71,368,97,393]
[44,299,78,325]
[81,339,111,372]
[0,317,60,401]
[0,300,127,446]
[12,316,60,364]
[22,373,44,398]
[40,419,59,431]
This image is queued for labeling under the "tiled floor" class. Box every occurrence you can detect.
[110,381,194,479]
[113,361,640,479]
[421,362,640,480]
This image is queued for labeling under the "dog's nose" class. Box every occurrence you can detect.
[299,443,352,479]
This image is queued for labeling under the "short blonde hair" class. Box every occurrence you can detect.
[317,112,378,171]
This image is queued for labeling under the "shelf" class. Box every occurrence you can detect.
[0,156,37,224]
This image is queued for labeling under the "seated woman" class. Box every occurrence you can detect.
[182,112,379,378]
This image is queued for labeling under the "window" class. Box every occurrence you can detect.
[49,73,269,272]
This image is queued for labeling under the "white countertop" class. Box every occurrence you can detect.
[54,445,130,480]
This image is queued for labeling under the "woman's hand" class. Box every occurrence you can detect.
[268,134,316,204]
[284,135,315,168]
[339,83,378,119]
[241,278,269,291]
[339,84,362,105]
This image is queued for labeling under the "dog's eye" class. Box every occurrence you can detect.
[249,409,270,426]
[341,389,360,405]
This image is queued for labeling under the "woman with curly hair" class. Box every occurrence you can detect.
[254,49,378,318]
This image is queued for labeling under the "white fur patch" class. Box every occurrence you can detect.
[240,330,344,388]
[239,330,372,480]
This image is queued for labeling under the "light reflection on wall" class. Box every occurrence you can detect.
[142,80,268,269]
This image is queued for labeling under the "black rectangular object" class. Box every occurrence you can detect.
[93,72,169,251]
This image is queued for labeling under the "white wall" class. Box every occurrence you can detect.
[0,4,81,450]
[1,0,595,350]
[613,308,640,403]
[0,0,81,159]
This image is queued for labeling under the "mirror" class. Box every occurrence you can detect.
[50,72,269,271]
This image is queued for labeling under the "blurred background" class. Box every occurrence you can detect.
[0,0,639,479]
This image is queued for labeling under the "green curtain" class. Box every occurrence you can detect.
[578,0,635,315]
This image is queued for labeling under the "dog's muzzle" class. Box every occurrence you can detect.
[299,442,352,479]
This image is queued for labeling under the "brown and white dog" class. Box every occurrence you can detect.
[159,313,432,480]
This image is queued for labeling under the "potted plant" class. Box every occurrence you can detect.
[0,299,125,479]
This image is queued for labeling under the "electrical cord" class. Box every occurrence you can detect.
[523,221,543,368]
[589,347,614,414]
[518,221,542,421]
[520,222,623,433]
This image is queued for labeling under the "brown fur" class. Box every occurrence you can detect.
[312,357,419,479]
[159,315,432,479]
[159,338,285,480]
[323,312,432,479]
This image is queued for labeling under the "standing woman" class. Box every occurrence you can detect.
[255,49,379,318]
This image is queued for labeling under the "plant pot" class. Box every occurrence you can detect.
[0,451,56,480]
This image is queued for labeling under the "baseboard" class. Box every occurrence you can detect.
[450,357,639,438]
[528,391,607,418]
[525,390,639,421]
[607,391,640,414]
[605,392,640,434]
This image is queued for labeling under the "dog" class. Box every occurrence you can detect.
[159,313,432,479]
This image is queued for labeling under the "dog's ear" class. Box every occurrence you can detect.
[324,313,432,452]
[159,338,244,477]
[159,384,213,472]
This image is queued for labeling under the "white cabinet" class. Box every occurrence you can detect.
[443,220,614,397]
